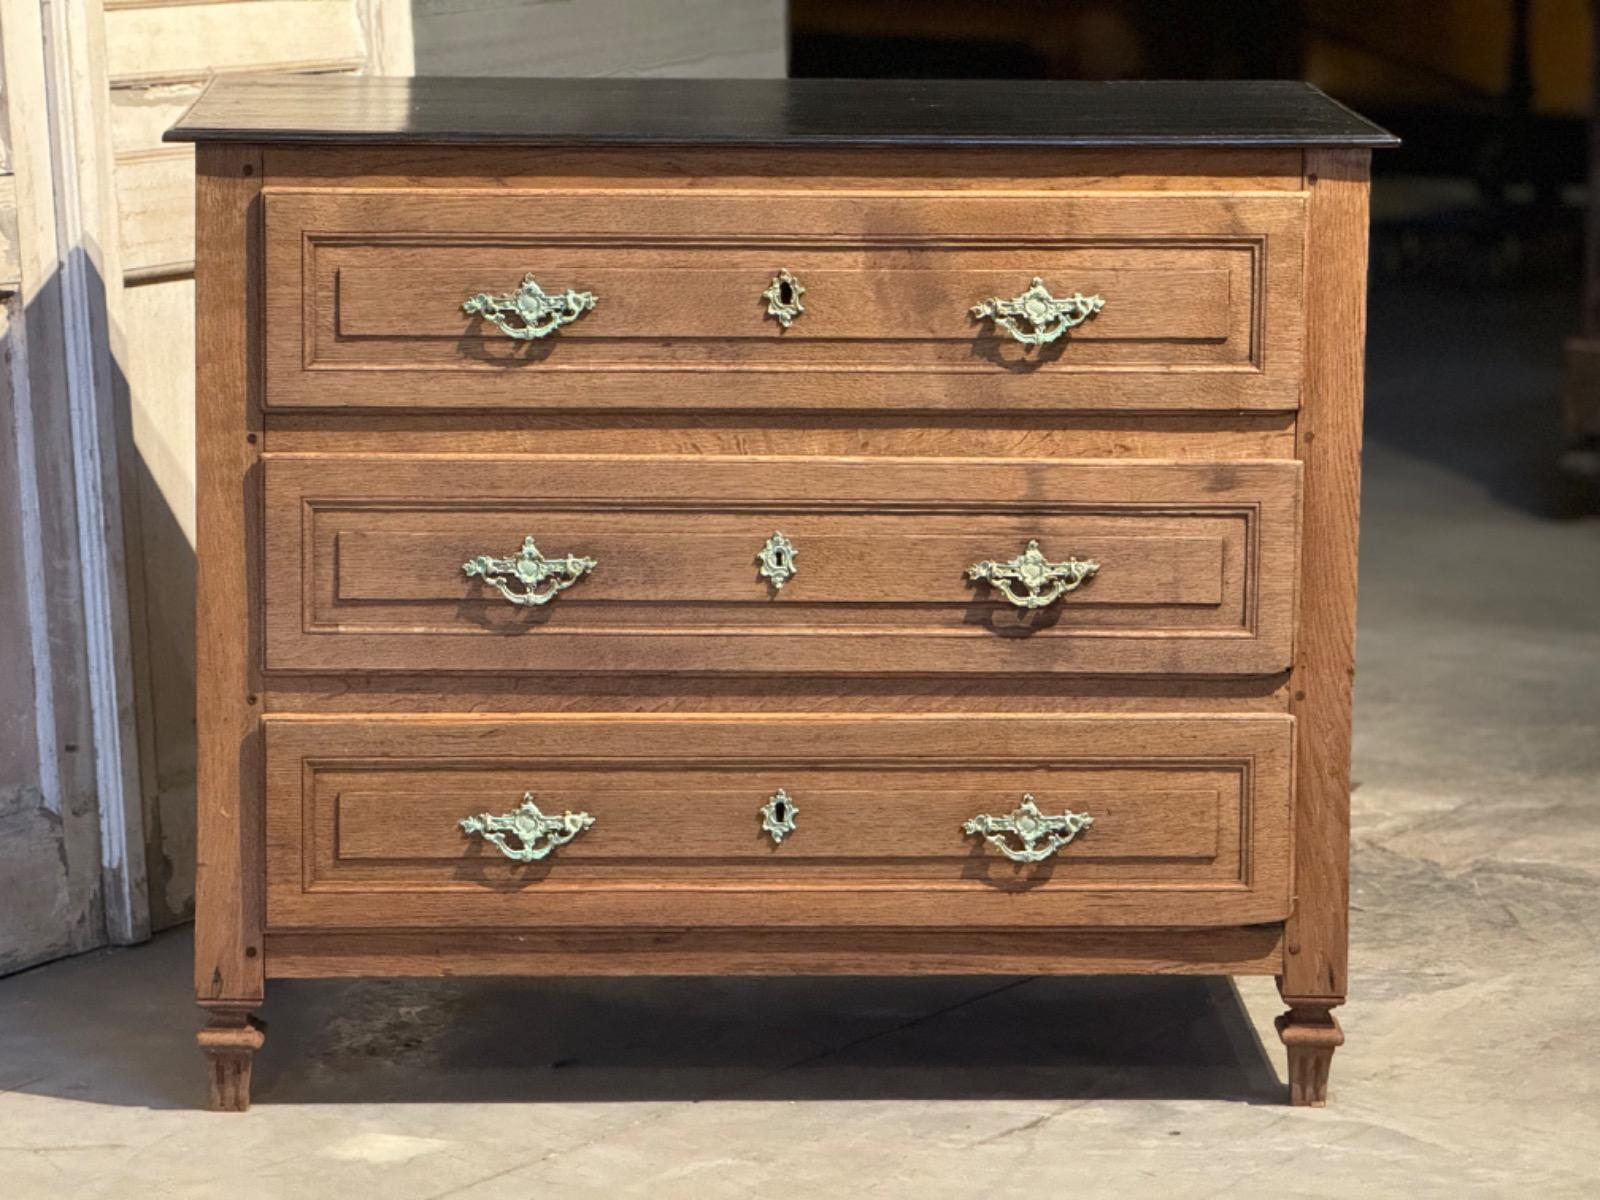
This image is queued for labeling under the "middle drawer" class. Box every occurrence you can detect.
[263,454,1299,676]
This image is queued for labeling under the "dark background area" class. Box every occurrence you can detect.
[790,0,1596,512]
[791,0,1588,196]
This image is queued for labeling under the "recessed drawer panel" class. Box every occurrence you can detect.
[262,188,1305,411]
[263,714,1293,930]
[262,455,1300,676]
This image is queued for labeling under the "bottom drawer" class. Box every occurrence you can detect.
[264,714,1292,930]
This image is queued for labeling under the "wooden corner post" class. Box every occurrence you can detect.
[193,142,266,1111]
[1279,147,1371,1106]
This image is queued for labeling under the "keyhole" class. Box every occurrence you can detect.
[773,802,787,821]
[777,280,794,306]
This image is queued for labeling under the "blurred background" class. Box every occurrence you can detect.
[1,0,1596,997]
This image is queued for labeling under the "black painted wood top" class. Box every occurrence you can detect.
[165,75,1396,149]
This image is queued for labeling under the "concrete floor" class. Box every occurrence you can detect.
[3,278,1598,1198]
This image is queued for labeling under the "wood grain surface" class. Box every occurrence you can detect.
[263,413,1300,461]
[1281,149,1369,1012]
[193,144,265,1008]
[263,926,1286,979]
[261,672,1292,716]
[260,145,1309,194]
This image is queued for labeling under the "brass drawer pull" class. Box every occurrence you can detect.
[462,273,596,340]
[970,277,1103,346]
[459,794,594,862]
[967,539,1098,609]
[463,535,596,607]
[963,794,1093,863]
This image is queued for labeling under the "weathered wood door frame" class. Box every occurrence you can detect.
[1,0,148,959]
[45,0,151,945]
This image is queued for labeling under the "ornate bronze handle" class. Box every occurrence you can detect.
[967,539,1098,609]
[963,794,1093,863]
[463,535,596,607]
[459,794,594,862]
[970,277,1103,346]
[462,273,596,340]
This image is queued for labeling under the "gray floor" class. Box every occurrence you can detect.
[3,278,1599,1199]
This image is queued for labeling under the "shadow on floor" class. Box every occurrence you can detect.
[3,931,1284,1110]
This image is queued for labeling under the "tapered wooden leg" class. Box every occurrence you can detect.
[1275,1004,1343,1107]
[198,1007,265,1112]
[1276,151,1365,1109]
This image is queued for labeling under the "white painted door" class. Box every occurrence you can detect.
[0,0,144,972]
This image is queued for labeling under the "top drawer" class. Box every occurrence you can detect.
[262,189,1305,413]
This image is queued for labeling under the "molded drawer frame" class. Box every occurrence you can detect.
[262,187,1306,412]
[263,713,1295,930]
[261,454,1302,678]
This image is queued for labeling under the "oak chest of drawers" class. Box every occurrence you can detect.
[168,76,1394,1111]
